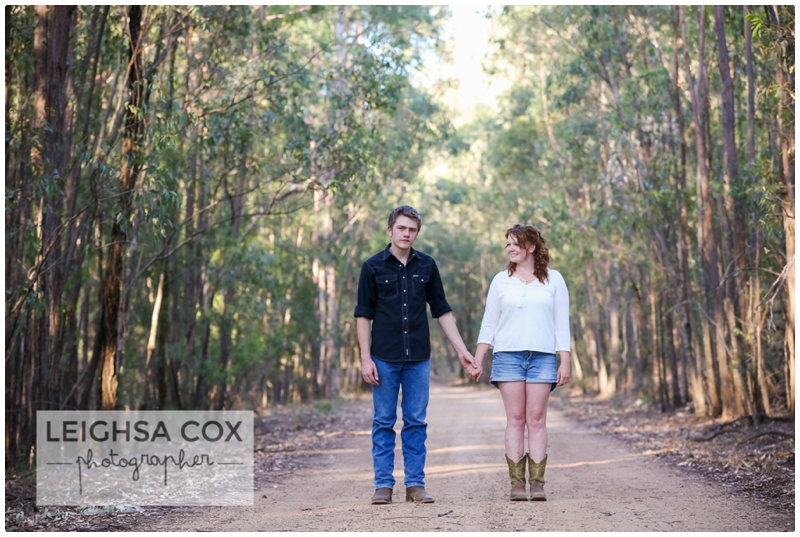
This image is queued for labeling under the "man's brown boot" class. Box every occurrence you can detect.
[371,487,393,505]
[405,486,434,503]
[505,454,528,501]
[527,454,547,501]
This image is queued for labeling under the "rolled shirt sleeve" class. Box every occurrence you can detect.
[426,259,452,319]
[354,261,376,319]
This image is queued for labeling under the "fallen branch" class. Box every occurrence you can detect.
[688,429,739,442]
[687,417,751,442]
[740,430,794,444]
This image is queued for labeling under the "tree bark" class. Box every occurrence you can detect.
[744,6,756,163]
[680,6,729,417]
[80,222,104,410]
[312,188,341,398]
[584,269,609,396]
[98,6,144,409]
[750,228,771,415]
[772,7,795,414]
[665,307,682,406]
[143,261,167,407]
[606,260,621,393]
[715,5,749,419]
[652,285,668,411]
[671,10,705,413]
[579,312,601,394]
[33,6,77,415]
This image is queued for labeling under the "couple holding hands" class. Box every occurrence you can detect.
[356,206,571,505]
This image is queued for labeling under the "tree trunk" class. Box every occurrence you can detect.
[715,5,749,419]
[724,295,749,416]
[750,228,771,415]
[31,6,77,417]
[539,62,557,149]
[570,327,584,384]
[177,127,199,405]
[583,269,609,396]
[155,278,170,410]
[744,6,756,163]
[606,260,621,393]
[680,6,726,417]
[56,6,84,411]
[671,8,705,414]
[170,23,194,404]
[80,223,104,410]
[653,225,692,409]
[192,164,212,410]
[665,304,682,406]
[772,7,795,415]
[98,222,124,409]
[579,312,601,394]
[98,6,144,409]
[215,142,248,409]
[313,188,341,398]
[652,286,668,411]
[143,261,167,407]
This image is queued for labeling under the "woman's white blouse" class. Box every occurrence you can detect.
[477,268,571,353]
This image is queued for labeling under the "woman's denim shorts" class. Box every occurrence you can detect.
[491,350,557,391]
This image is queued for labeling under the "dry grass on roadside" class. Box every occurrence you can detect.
[5,395,372,532]
[6,391,793,531]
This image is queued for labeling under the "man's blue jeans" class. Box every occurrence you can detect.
[371,357,430,489]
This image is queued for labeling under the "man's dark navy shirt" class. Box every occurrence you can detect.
[354,244,452,363]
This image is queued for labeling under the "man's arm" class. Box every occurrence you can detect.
[437,312,476,369]
[357,317,379,386]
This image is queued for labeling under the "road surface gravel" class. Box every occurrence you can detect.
[142,383,793,532]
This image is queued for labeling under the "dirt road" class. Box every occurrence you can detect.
[142,383,793,531]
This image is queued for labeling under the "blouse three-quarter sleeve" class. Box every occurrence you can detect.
[553,270,571,352]
[477,275,501,346]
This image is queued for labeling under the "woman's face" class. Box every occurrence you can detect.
[506,234,535,264]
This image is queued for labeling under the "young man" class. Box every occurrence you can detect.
[355,205,475,505]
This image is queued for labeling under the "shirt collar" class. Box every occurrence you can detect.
[381,243,417,262]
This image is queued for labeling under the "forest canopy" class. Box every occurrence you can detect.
[4,5,795,466]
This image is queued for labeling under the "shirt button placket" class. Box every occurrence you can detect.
[401,263,409,361]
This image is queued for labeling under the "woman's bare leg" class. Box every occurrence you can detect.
[498,381,527,461]
[525,382,551,463]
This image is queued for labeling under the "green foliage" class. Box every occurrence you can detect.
[409,4,795,409]
[4,3,793,434]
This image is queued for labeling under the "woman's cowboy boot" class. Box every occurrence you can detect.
[527,454,547,501]
[505,454,528,501]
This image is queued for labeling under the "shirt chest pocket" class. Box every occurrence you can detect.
[376,274,398,299]
[411,273,429,297]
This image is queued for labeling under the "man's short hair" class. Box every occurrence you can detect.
[388,205,422,230]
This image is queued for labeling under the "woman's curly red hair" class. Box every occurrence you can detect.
[506,224,550,284]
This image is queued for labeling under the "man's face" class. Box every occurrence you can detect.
[388,215,419,251]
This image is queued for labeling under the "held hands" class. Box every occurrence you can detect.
[457,350,482,382]
[466,361,483,382]
[457,350,477,370]
[460,348,483,382]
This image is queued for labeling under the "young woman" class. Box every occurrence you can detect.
[469,224,571,501]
